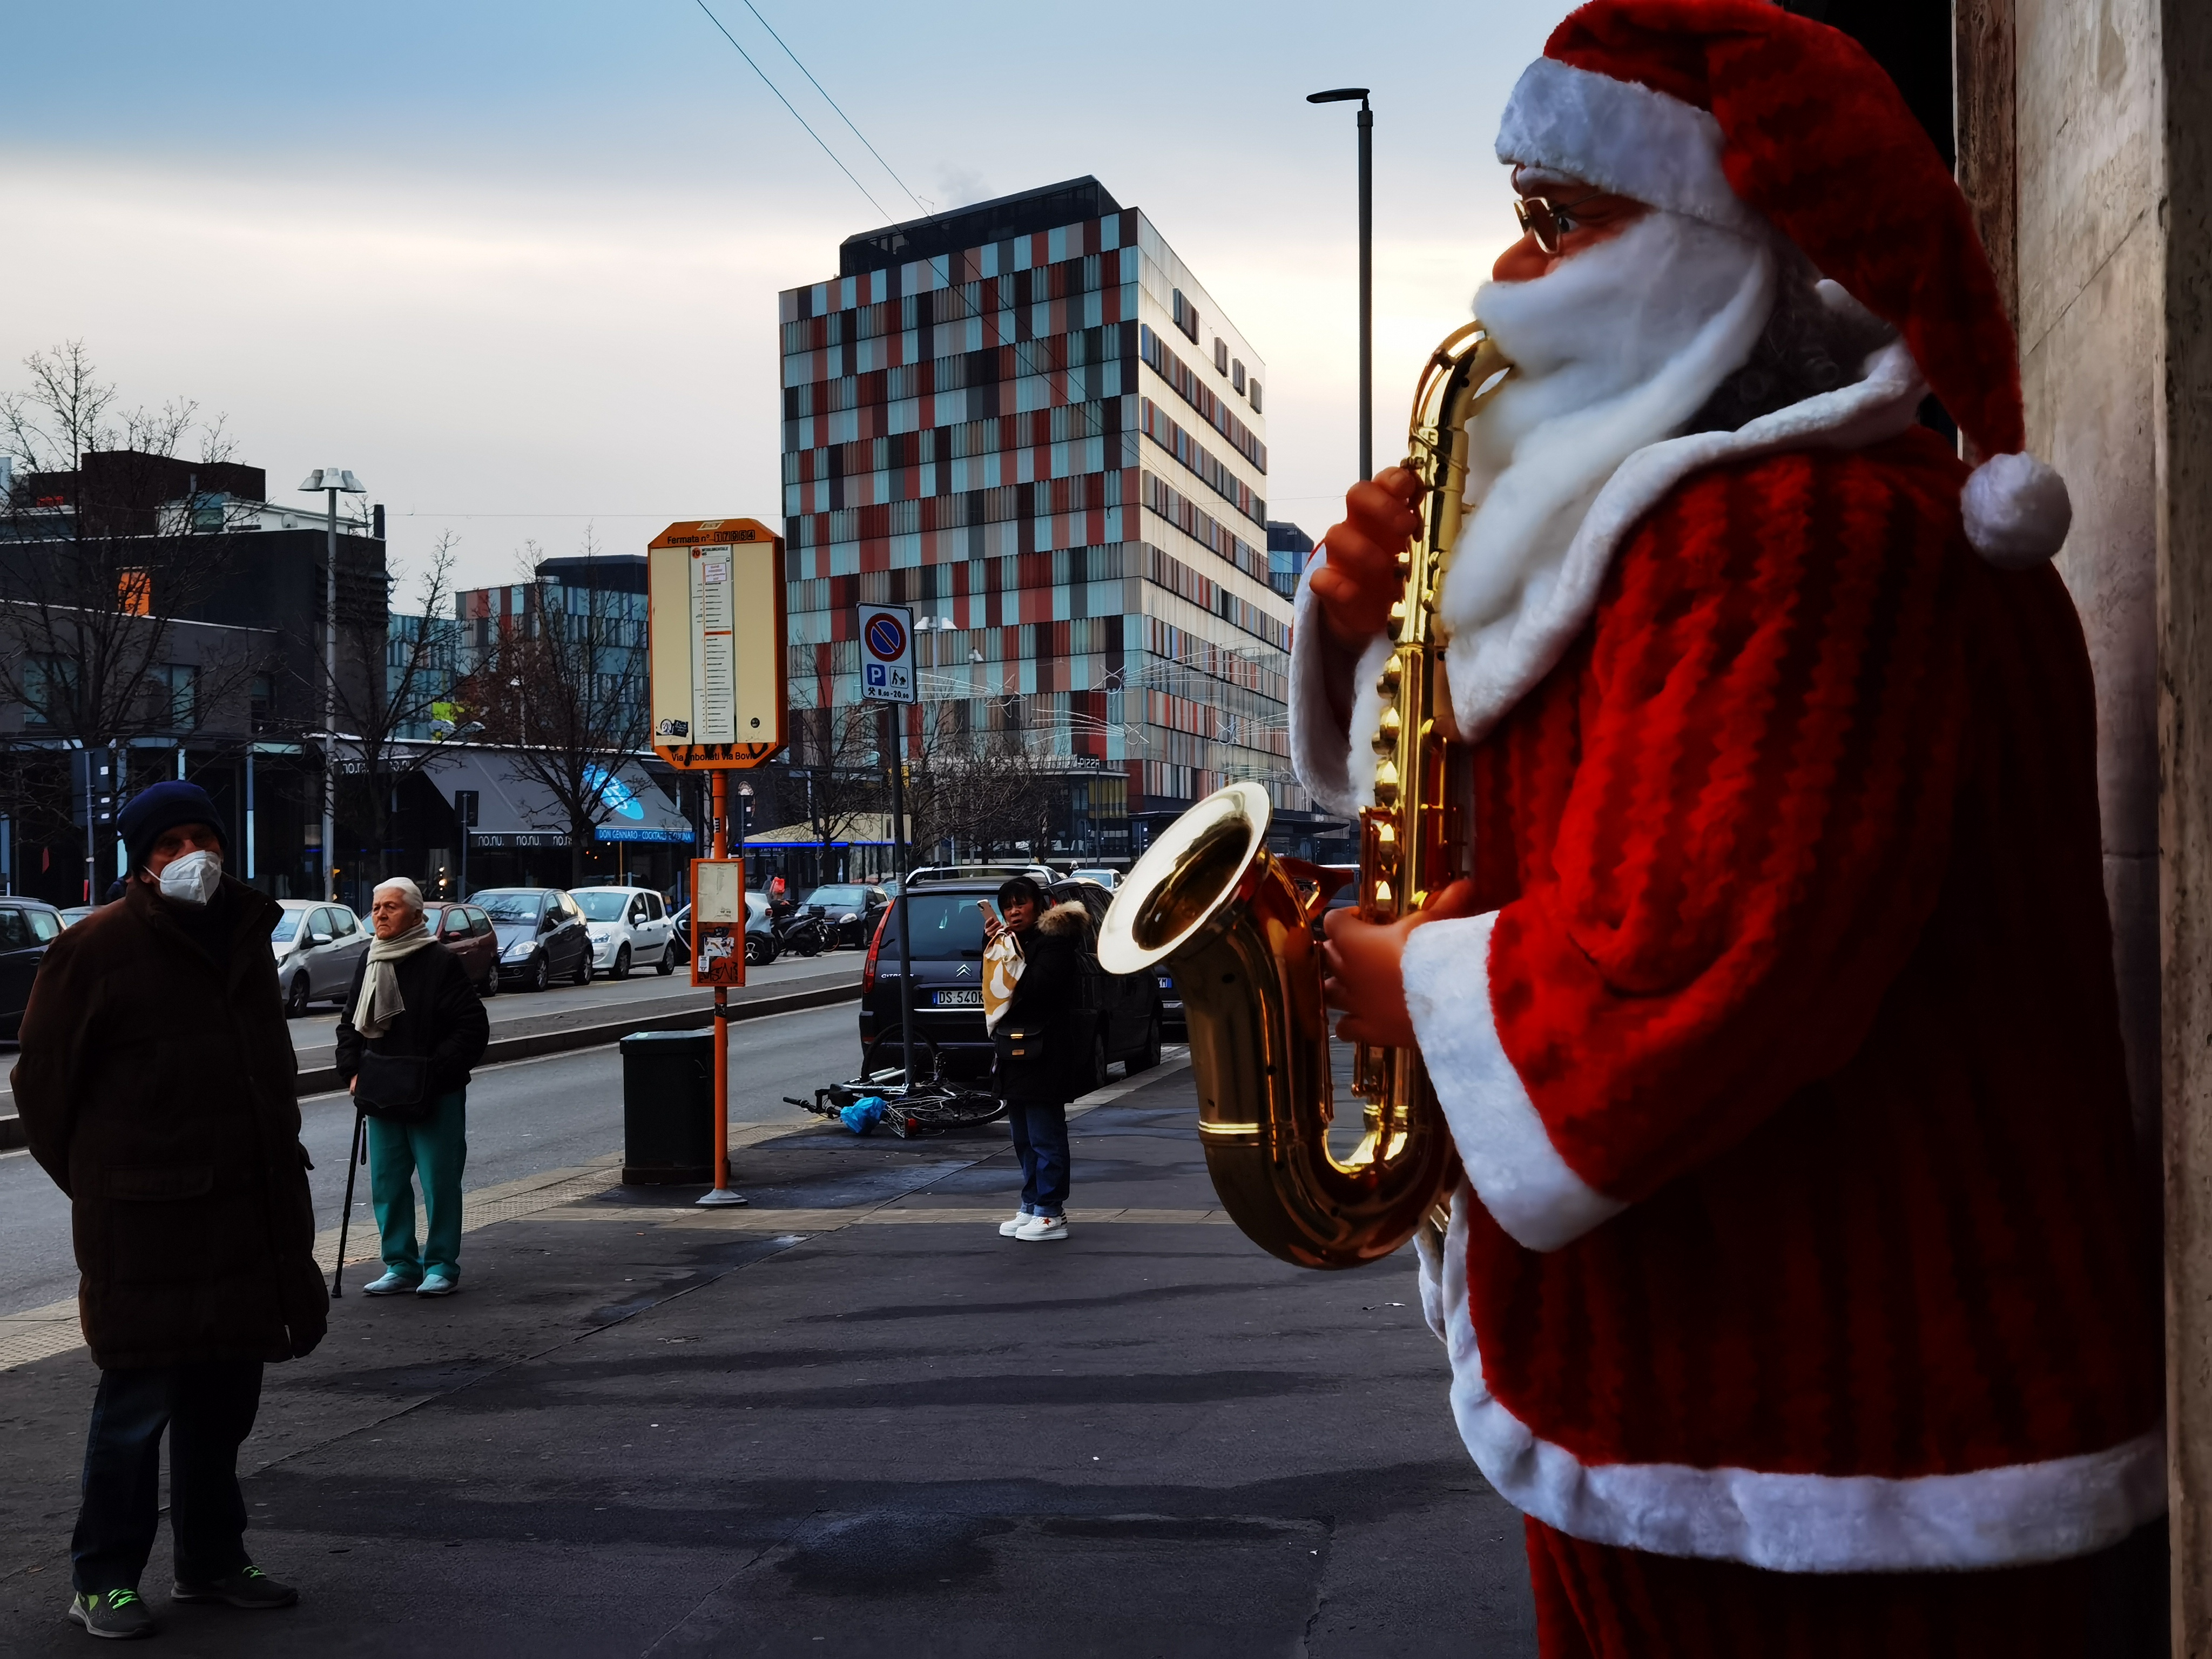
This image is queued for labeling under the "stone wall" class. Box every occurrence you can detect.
[1964,0,2212,1647]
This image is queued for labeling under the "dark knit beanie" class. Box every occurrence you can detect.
[118,780,228,874]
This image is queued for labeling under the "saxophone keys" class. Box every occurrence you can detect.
[1386,600,1407,640]
[1371,707,1401,754]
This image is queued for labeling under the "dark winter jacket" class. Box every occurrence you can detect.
[995,901,1097,1107]
[333,941,489,1098]
[12,876,328,1369]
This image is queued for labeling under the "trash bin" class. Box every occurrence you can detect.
[621,1028,716,1184]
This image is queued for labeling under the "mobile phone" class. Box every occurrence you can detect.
[976,899,1001,926]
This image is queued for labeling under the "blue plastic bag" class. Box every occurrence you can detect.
[840,1095,886,1136]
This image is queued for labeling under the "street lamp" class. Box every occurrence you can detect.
[299,467,365,902]
[1307,87,1374,481]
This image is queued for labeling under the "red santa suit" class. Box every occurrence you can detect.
[1290,3,2164,1650]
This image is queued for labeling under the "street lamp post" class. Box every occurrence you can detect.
[1307,88,1374,481]
[299,468,365,903]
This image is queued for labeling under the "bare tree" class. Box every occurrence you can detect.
[328,533,461,883]
[907,707,1064,864]
[467,532,649,886]
[0,345,265,883]
[787,703,884,882]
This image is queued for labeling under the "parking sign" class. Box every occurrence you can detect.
[859,603,915,704]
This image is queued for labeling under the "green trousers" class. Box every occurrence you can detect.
[366,1089,468,1283]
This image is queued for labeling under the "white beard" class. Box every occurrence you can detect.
[1438,210,1777,713]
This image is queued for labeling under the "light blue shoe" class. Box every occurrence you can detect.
[361,1272,418,1296]
[416,1273,458,1297]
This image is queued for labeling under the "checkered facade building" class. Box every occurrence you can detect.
[778,178,1314,854]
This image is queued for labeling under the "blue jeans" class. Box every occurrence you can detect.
[72,1361,262,1593]
[1005,1100,1070,1217]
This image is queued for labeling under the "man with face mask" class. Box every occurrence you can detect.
[1295,2,2161,1651]
[14,780,325,1640]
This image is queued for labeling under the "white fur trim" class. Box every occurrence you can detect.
[1427,1185,2169,1572]
[1445,335,1927,745]
[1289,552,1388,820]
[1496,58,1756,234]
[1964,450,2072,568]
[1403,912,1627,1251]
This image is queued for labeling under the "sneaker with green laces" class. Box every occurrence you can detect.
[170,1563,298,1609]
[68,1588,154,1639]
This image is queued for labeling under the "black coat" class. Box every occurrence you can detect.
[333,941,489,1097]
[12,877,328,1369]
[995,901,1096,1107]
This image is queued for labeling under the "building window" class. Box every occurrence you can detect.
[1172,288,1199,343]
[23,656,75,728]
[1213,338,1229,376]
[250,672,274,733]
[156,663,198,730]
[1250,379,1263,413]
[1232,359,1246,395]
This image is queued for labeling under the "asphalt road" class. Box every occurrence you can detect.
[0,1000,865,1320]
[278,946,860,1055]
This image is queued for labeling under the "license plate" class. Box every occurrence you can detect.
[932,988,982,1007]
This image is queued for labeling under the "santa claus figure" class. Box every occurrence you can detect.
[1296,2,2166,1650]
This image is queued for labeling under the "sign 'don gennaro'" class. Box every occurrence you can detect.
[646,518,786,771]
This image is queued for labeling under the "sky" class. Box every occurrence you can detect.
[0,0,1557,605]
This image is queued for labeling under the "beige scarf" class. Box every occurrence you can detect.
[352,921,440,1039]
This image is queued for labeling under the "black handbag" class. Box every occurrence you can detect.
[994,1024,1046,1062]
[353,1050,432,1121]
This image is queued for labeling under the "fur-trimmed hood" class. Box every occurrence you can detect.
[1033,900,1091,940]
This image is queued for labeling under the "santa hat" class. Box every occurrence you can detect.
[1496,0,2069,568]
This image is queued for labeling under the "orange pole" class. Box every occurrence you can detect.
[712,767,730,1194]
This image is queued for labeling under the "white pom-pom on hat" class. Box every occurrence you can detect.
[1963,451,2072,569]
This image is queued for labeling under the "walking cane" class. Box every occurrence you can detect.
[331,1107,365,1297]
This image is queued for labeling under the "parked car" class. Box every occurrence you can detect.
[855,875,1161,1085]
[668,891,780,967]
[1157,968,1184,1038]
[1068,867,1123,891]
[422,900,500,997]
[271,900,372,1017]
[57,906,95,929]
[0,899,64,1039]
[800,883,889,949]
[474,887,592,992]
[570,885,679,978]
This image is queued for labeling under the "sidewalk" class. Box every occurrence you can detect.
[0,1068,1536,1658]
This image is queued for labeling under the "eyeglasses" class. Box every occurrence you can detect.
[1513,192,1604,256]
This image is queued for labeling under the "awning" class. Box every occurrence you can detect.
[421,749,693,848]
[744,814,900,847]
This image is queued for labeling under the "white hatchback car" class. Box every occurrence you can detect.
[570,886,678,979]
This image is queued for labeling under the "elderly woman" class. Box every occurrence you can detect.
[335,878,489,1297]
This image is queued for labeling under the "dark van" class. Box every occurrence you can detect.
[855,876,1162,1089]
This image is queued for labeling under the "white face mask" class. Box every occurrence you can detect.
[157,848,224,907]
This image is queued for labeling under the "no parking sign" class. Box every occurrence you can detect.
[859,603,915,704]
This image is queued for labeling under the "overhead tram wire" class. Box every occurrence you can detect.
[734,0,930,217]
[692,0,892,221]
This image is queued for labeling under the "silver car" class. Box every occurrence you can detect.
[271,900,371,1017]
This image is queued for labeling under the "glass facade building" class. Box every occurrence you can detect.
[779,177,1323,858]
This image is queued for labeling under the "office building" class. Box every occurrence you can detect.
[779,176,1324,859]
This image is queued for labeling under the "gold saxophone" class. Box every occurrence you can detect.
[1099,321,1515,1269]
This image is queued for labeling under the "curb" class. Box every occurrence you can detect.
[0,980,862,1147]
